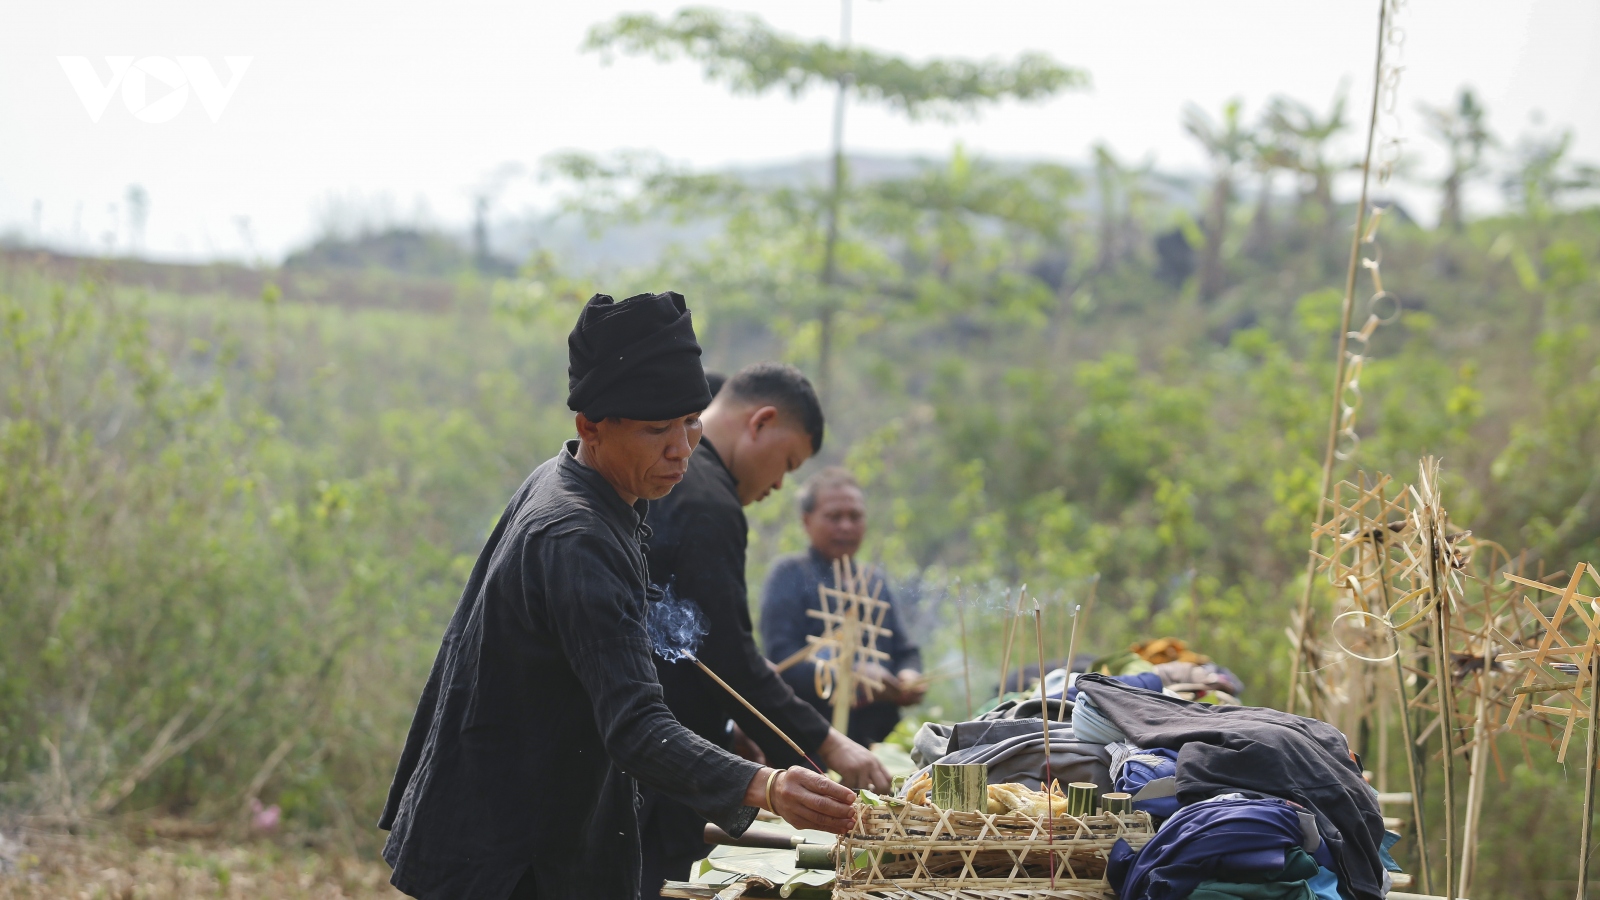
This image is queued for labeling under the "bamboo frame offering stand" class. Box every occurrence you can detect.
[835,800,1154,900]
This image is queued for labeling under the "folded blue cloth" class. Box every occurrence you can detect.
[1071,693,1128,744]
[1379,829,1402,872]
[1107,797,1308,900]
[1111,746,1180,821]
[1308,866,1341,900]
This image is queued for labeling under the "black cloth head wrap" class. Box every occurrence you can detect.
[566,291,712,421]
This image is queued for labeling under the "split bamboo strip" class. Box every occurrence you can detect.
[1288,0,1391,716]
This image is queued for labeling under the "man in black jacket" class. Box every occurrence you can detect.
[379,295,857,900]
[641,363,890,897]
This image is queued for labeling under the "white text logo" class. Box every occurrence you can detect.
[58,56,253,123]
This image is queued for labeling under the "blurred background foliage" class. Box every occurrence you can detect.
[4,10,1600,896]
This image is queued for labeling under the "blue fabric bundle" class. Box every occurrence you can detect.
[1070,693,1128,744]
[1111,746,1180,821]
[1107,797,1308,900]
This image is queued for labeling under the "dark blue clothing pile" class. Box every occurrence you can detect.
[1077,674,1388,900]
[1108,798,1308,900]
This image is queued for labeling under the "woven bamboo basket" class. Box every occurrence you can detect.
[834,800,1156,900]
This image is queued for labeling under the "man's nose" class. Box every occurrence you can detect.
[665,424,693,459]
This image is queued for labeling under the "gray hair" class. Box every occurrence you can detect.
[796,466,861,517]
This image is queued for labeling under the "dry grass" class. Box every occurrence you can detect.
[0,824,404,900]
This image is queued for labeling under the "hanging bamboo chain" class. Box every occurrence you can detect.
[1288,0,1409,716]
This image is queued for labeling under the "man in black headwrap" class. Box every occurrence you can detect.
[379,292,858,900]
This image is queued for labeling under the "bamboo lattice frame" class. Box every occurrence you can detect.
[835,801,1154,900]
[806,556,894,705]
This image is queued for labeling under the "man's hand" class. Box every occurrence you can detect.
[744,766,857,834]
[855,662,896,706]
[817,728,892,792]
[894,669,927,706]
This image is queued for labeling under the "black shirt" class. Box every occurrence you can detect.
[760,548,922,746]
[645,439,834,758]
[379,441,761,900]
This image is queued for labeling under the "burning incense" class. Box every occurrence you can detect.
[1033,602,1056,888]
[996,588,1016,699]
[956,591,973,720]
[688,654,824,774]
[1057,603,1081,723]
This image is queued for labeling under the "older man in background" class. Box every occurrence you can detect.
[760,467,924,748]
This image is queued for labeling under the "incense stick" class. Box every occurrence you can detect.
[688,654,823,774]
[1033,603,1056,889]
[956,591,973,720]
[996,588,1016,699]
[1058,603,1082,723]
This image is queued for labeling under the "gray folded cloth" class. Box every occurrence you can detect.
[911,722,954,768]
[932,717,1112,794]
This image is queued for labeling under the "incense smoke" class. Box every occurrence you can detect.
[646,580,708,663]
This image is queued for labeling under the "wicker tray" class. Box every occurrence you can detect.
[835,801,1155,900]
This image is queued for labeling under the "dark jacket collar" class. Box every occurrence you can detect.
[561,439,651,536]
[696,437,739,499]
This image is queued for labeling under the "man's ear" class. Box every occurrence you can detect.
[748,405,780,436]
[575,412,602,443]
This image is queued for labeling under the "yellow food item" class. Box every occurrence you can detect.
[986,783,1070,818]
[905,773,932,806]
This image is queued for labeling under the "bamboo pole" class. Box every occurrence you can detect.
[1459,591,1497,894]
[1371,523,1432,893]
[1288,0,1390,716]
[1434,547,1458,900]
[1580,646,1599,900]
[688,655,823,774]
[832,557,857,734]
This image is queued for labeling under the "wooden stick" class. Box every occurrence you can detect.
[1033,603,1056,889]
[1058,603,1082,723]
[772,642,815,674]
[688,655,823,774]
[956,590,973,720]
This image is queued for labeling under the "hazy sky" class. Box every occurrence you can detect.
[4,0,1598,262]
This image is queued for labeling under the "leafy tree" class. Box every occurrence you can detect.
[1183,99,1251,301]
[1266,89,1351,227]
[1091,143,1163,273]
[1419,88,1494,232]
[584,5,1085,398]
[1502,127,1599,221]
[1245,113,1296,259]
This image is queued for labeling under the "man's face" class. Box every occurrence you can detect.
[578,412,703,502]
[803,485,867,561]
[730,406,814,506]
